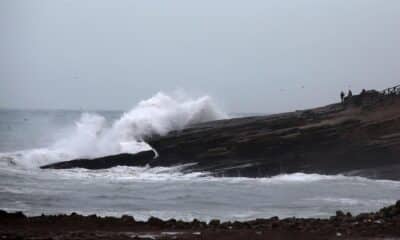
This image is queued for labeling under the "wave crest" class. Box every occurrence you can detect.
[0,92,226,168]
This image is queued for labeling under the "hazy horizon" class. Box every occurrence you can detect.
[1,0,399,113]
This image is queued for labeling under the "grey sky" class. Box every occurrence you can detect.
[1,0,399,113]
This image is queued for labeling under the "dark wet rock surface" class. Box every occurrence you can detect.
[1,201,400,239]
[41,151,156,170]
[42,91,400,180]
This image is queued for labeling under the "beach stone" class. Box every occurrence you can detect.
[121,215,135,223]
[209,219,220,227]
[148,216,164,226]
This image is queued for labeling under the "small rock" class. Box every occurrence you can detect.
[209,219,220,226]
[270,216,279,221]
[148,216,164,226]
[121,215,135,223]
[336,211,345,218]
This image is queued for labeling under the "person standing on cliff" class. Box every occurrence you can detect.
[348,90,353,98]
[340,91,345,103]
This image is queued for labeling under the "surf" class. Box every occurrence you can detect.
[0,92,226,169]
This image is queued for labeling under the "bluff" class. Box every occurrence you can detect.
[42,90,400,180]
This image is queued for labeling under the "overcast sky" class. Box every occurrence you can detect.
[1,0,399,113]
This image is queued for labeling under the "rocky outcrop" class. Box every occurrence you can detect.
[41,151,156,170]
[1,201,400,239]
[42,91,400,180]
[148,91,400,179]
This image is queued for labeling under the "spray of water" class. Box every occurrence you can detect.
[0,92,226,168]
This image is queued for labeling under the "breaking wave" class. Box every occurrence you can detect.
[0,92,226,168]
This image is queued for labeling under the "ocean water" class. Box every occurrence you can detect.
[0,92,399,221]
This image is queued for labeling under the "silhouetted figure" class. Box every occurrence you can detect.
[361,89,366,95]
[340,91,345,103]
[390,87,397,95]
[348,90,353,98]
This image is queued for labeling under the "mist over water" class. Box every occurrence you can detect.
[0,92,399,221]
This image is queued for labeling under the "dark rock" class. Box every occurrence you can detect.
[378,201,400,218]
[13,212,26,219]
[336,210,345,218]
[41,151,156,170]
[3,202,399,238]
[220,221,233,229]
[270,216,279,221]
[121,215,135,223]
[0,211,26,222]
[191,218,205,229]
[40,92,400,180]
[0,210,7,218]
[209,219,220,227]
[165,218,177,228]
[175,220,187,229]
[232,221,244,229]
[146,93,400,180]
[148,216,164,227]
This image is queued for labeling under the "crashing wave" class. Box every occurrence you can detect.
[0,92,226,168]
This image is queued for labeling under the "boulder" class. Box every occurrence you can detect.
[41,151,156,170]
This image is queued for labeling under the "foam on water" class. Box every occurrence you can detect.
[50,169,400,184]
[6,163,394,185]
[0,92,226,169]
[1,164,399,221]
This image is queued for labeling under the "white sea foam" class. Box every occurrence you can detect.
[48,164,209,182]
[1,162,399,221]
[259,173,340,182]
[37,167,400,185]
[0,92,226,169]
[305,197,397,207]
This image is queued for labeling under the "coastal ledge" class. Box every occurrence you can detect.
[42,89,400,180]
[1,201,400,239]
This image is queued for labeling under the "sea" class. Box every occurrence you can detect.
[0,92,399,222]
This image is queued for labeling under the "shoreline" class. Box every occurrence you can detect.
[1,201,400,239]
[42,90,400,181]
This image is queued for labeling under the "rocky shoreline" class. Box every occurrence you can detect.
[1,201,400,239]
[43,90,400,180]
